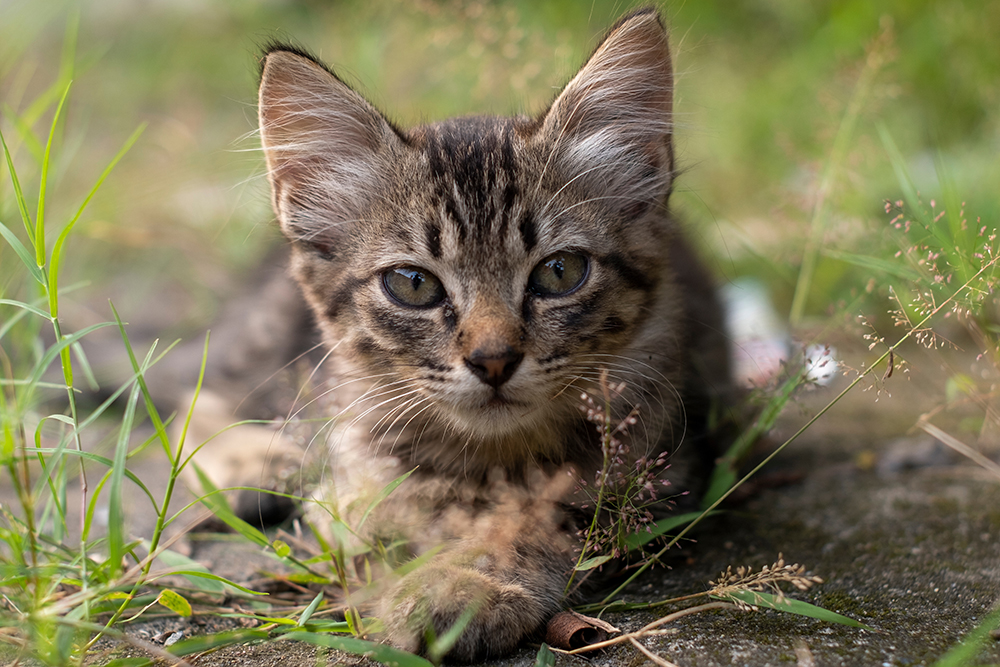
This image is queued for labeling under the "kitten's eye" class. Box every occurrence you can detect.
[528,252,589,297]
[382,266,446,308]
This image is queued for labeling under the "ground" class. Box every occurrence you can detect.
[72,343,1000,667]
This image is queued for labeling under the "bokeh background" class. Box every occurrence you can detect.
[2,0,998,343]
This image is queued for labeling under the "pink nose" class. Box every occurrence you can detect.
[464,347,523,388]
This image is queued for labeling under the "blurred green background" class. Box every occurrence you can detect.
[1,0,998,338]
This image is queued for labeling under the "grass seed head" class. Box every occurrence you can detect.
[708,555,823,611]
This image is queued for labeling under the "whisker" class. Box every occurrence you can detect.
[276,341,338,417]
[368,390,425,436]
[382,399,436,456]
[284,371,403,422]
[340,386,421,437]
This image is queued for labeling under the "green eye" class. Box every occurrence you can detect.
[528,252,589,297]
[382,266,446,308]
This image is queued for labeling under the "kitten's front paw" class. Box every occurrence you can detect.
[381,560,556,662]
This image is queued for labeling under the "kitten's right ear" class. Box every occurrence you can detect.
[539,9,674,217]
[258,48,399,255]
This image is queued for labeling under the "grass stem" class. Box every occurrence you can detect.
[789,25,892,326]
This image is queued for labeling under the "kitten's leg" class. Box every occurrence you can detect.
[379,487,575,661]
[383,545,570,661]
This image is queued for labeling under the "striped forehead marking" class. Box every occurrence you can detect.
[422,118,534,253]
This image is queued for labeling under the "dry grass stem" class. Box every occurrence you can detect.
[559,601,736,654]
[629,636,682,667]
[918,421,1000,482]
[794,641,817,667]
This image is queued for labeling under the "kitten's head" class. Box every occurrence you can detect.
[258,10,685,468]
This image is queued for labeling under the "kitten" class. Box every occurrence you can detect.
[256,7,730,661]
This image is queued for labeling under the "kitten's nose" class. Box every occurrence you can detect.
[465,347,523,388]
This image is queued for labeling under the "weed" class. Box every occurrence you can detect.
[707,556,824,611]
[566,371,673,592]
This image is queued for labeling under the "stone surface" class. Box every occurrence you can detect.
[5,349,999,667]
[143,361,1000,666]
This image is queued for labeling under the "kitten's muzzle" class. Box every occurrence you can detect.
[464,347,523,388]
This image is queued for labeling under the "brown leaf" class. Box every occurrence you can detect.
[545,610,621,650]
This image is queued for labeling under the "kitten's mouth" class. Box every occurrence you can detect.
[437,387,539,433]
[471,389,536,417]
[436,387,557,440]
[483,394,523,409]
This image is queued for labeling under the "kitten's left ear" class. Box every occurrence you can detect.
[258,47,402,254]
[541,9,674,213]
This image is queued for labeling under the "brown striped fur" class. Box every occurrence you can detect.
[257,8,730,660]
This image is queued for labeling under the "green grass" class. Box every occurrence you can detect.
[2,1,999,665]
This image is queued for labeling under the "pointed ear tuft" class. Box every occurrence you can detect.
[258,50,399,252]
[541,9,674,215]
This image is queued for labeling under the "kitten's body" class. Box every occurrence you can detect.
[252,9,731,660]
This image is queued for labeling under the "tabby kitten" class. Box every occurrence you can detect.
[257,7,729,661]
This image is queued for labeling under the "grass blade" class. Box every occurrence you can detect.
[144,543,228,596]
[931,602,1000,667]
[286,631,434,667]
[623,510,708,551]
[48,123,145,318]
[166,629,270,657]
[35,80,72,268]
[1,107,45,164]
[110,303,173,458]
[0,298,51,320]
[191,464,269,548]
[156,589,192,617]
[82,468,114,543]
[26,321,115,390]
[876,123,955,253]
[534,643,555,667]
[297,591,323,626]
[0,218,45,285]
[70,340,99,392]
[574,554,613,571]
[712,590,873,630]
[0,126,35,239]
[33,448,158,510]
[702,367,806,509]
[427,594,484,664]
[357,467,416,529]
[789,22,890,326]
[108,378,142,578]
[821,248,923,281]
[35,81,73,266]
[154,570,268,597]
